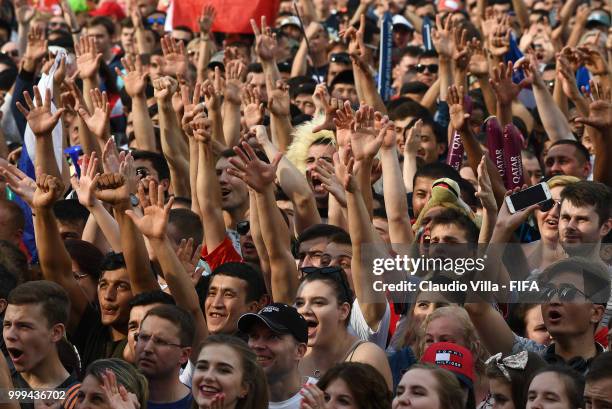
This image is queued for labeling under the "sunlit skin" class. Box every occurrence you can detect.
[97,269,133,340]
[423,315,468,349]
[305,144,336,206]
[205,275,259,334]
[76,374,140,409]
[544,145,590,179]
[558,201,611,257]
[298,237,328,269]
[524,305,551,346]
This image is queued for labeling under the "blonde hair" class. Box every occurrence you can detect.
[415,306,488,376]
[285,116,336,173]
[547,175,580,190]
[86,358,149,409]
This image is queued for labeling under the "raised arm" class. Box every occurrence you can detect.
[75,36,102,112]
[95,158,159,294]
[76,88,112,150]
[153,76,191,198]
[196,5,216,82]
[193,119,227,251]
[228,135,299,304]
[126,180,208,361]
[71,151,121,251]
[202,69,225,146]
[220,61,245,149]
[115,55,158,152]
[16,87,65,179]
[515,54,575,141]
[380,118,414,245]
[575,82,612,187]
[32,174,88,333]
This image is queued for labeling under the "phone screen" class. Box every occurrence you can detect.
[510,184,549,211]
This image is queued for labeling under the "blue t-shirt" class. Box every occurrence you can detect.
[148,393,193,409]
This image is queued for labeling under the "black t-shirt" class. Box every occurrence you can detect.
[69,304,127,370]
[11,368,79,409]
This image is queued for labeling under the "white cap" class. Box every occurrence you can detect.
[280,16,302,28]
[392,15,414,30]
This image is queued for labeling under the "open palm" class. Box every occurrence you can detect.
[227,140,281,193]
[350,105,383,162]
[17,87,65,137]
[76,36,102,79]
[126,180,173,240]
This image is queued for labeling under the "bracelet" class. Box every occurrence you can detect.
[71,27,82,34]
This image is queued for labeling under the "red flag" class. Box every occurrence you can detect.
[171,0,280,34]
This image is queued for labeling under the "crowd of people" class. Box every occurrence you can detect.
[0,0,611,408]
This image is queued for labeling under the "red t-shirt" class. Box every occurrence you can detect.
[200,237,242,272]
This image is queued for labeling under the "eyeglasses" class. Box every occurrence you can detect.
[134,332,183,348]
[300,266,353,303]
[538,199,561,212]
[237,220,250,236]
[147,17,166,25]
[330,52,351,65]
[416,64,438,74]
[538,283,588,302]
[49,21,69,29]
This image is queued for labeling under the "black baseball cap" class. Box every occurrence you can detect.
[238,303,308,343]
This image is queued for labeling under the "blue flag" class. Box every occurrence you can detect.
[378,12,393,102]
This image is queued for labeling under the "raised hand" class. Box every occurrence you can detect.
[125,179,174,240]
[95,173,130,206]
[251,16,278,62]
[202,68,223,112]
[556,53,580,99]
[100,370,140,409]
[199,4,216,35]
[227,138,282,193]
[314,157,347,206]
[575,80,612,131]
[71,152,101,208]
[404,119,422,156]
[332,150,357,192]
[514,53,545,89]
[333,100,355,149]
[432,14,454,58]
[224,60,246,106]
[75,36,102,80]
[448,85,470,131]
[176,238,205,285]
[268,80,291,117]
[117,55,149,97]
[193,116,213,145]
[153,76,179,102]
[496,185,540,231]
[78,89,110,139]
[489,61,528,105]
[340,14,366,59]
[475,156,496,212]
[24,25,47,62]
[468,40,489,77]
[350,104,384,162]
[16,86,65,137]
[0,165,36,207]
[33,173,65,209]
[576,45,609,76]
[312,89,340,133]
[242,85,264,127]
[102,138,122,174]
[489,14,511,57]
[181,85,204,136]
[15,0,35,26]
[161,35,188,77]
[453,28,473,72]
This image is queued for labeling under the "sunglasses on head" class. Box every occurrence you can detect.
[237,220,250,236]
[539,283,588,302]
[147,17,165,25]
[300,266,353,303]
[330,52,351,64]
[416,64,438,74]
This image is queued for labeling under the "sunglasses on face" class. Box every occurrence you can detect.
[147,17,166,25]
[237,220,250,236]
[539,283,588,302]
[538,199,561,212]
[300,266,353,303]
[416,63,438,74]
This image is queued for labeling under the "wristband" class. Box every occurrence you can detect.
[71,27,82,34]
